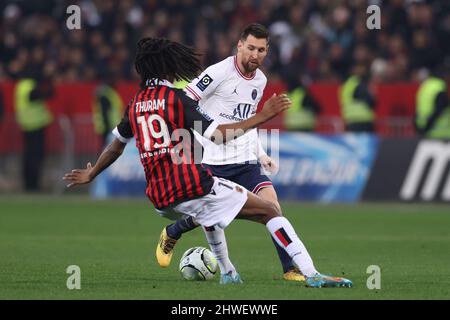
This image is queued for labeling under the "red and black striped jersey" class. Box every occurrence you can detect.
[113,79,218,209]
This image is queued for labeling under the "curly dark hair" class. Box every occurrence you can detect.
[134,37,202,88]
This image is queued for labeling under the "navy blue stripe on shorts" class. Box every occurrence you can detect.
[203,162,272,194]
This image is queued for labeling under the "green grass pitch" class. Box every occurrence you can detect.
[0,196,449,300]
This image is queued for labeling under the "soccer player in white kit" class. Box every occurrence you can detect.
[156,24,352,287]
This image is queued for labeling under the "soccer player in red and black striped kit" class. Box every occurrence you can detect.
[63,37,352,287]
[118,78,214,209]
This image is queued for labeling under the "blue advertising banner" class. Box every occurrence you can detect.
[91,137,146,198]
[266,133,379,202]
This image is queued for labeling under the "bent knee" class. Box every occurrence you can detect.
[272,201,282,216]
[260,201,282,224]
[264,199,281,216]
[271,202,282,217]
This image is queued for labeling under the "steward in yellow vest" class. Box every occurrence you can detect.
[15,79,53,132]
[14,78,54,191]
[92,83,123,145]
[339,66,376,132]
[415,76,450,139]
[285,84,320,131]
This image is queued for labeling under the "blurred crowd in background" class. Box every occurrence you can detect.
[1,0,450,86]
[1,0,450,193]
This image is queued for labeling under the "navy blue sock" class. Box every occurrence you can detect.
[271,236,295,273]
[166,216,198,240]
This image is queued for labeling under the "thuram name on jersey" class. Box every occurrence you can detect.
[135,99,166,113]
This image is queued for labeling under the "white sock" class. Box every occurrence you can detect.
[266,216,318,277]
[202,225,236,275]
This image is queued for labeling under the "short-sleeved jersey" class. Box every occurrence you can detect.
[185,56,267,165]
[113,80,219,209]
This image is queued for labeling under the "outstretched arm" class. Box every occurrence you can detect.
[210,93,291,144]
[63,138,126,187]
[184,92,291,145]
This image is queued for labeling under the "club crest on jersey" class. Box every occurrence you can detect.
[252,89,257,100]
[196,74,213,91]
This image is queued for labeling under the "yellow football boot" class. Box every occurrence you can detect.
[156,227,177,268]
[283,268,306,282]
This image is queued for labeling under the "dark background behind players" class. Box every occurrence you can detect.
[0,0,449,192]
[1,0,449,83]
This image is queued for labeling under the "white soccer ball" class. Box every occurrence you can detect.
[179,247,218,281]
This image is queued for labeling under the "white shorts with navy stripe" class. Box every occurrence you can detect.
[156,177,248,229]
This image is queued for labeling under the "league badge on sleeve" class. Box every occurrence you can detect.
[196,74,213,91]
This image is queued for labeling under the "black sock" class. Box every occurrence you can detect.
[271,236,295,273]
[166,216,198,240]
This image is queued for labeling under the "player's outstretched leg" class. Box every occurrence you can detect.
[237,192,353,288]
[202,225,243,285]
[156,216,198,267]
[266,216,352,288]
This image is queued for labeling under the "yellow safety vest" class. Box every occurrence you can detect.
[285,87,316,130]
[416,77,450,139]
[340,76,374,124]
[92,85,123,135]
[14,79,53,131]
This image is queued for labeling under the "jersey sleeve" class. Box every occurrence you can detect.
[179,92,219,140]
[184,62,225,102]
[112,100,133,143]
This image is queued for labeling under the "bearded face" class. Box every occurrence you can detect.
[237,35,268,75]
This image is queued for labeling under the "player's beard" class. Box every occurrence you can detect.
[243,59,259,73]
